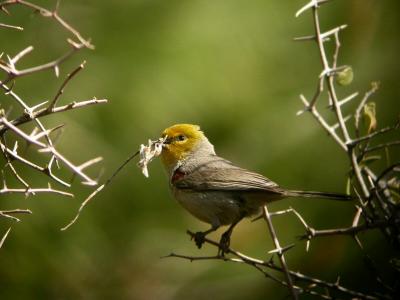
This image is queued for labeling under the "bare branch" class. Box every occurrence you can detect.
[0,0,93,48]
[0,98,108,134]
[349,125,398,147]
[61,150,140,231]
[0,186,73,197]
[47,61,86,111]
[294,0,399,297]
[0,117,98,185]
[1,44,84,84]
[299,219,394,239]
[168,231,383,300]
[262,205,298,300]
[0,209,32,222]
[364,141,400,154]
[0,0,106,250]
[299,95,347,151]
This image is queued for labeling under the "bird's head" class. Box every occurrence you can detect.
[160,124,214,170]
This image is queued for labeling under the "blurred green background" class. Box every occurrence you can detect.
[1,0,399,299]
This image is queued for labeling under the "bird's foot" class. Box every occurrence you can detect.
[192,231,206,249]
[218,231,231,256]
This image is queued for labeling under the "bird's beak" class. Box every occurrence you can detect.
[162,136,172,148]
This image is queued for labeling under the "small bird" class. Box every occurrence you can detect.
[160,124,350,254]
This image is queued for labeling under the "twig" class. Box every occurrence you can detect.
[167,231,382,300]
[0,0,93,48]
[363,141,400,154]
[1,209,32,214]
[0,209,32,221]
[1,43,84,84]
[0,186,73,197]
[262,205,298,300]
[348,125,398,147]
[61,150,140,231]
[0,117,98,185]
[0,135,29,187]
[1,0,106,250]
[376,163,400,183]
[47,62,86,111]
[300,219,394,239]
[296,0,399,297]
[0,98,108,134]
[299,95,347,151]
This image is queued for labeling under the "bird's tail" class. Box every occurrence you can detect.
[284,190,352,201]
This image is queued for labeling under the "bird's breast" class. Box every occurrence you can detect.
[171,187,243,226]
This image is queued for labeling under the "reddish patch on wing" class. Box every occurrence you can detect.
[171,168,186,183]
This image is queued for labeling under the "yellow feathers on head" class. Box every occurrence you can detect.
[160,124,204,167]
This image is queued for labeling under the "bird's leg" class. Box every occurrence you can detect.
[192,225,219,249]
[218,217,243,256]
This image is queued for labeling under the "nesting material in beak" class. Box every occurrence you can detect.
[137,136,167,177]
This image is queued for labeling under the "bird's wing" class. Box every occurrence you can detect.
[174,159,282,193]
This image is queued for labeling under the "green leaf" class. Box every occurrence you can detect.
[336,66,354,86]
[363,102,377,134]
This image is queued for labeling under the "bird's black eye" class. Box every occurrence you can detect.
[177,134,186,141]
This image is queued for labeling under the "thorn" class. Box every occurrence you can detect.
[293,35,317,42]
[30,100,49,111]
[331,115,352,131]
[1,6,11,15]
[320,24,348,39]
[29,127,40,138]
[268,243,295,255]
[81,180,98,186]
[296,0,317,18]
[337,92,359,107]
[0,228,11,249]
[296,108,308,116]
[67,38,83,49]
[319,68,331,78]
[54,65,59,77]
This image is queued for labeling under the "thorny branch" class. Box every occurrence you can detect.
[262,205,298,300]
[163,231,384,300]
[0,0,93,48]
[0,1,106,247]
[293,0,400,298]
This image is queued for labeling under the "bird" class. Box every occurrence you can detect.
[159,124,351,254]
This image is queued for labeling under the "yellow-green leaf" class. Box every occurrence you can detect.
[363,102,377,134]
[336,66,354,86]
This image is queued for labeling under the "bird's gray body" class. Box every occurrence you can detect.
[167,138,285,227]
[164,135,349,229]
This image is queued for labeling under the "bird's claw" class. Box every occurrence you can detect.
[218,231,231,256]
[192,231,206,249]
